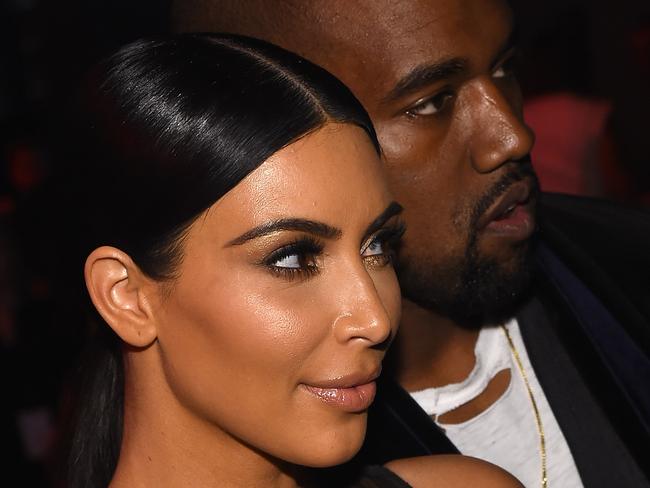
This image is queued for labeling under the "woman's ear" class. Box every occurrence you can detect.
[85,246,158,347]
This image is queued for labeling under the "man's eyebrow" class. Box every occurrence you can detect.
[363,201,404,239]
[225,218,342,247]
[382,57,468,104]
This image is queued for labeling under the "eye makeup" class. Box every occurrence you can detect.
[262,236,324,280]
[361,220,407,269]
[250,201,405,282]
[259,219,406,282]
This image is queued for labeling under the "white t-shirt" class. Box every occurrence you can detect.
[410,319,584,488]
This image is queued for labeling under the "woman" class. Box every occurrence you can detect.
[66,34,522,487]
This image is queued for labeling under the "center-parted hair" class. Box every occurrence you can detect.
[66,33,378,488]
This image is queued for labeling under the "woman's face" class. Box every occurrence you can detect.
[151,123,403,467]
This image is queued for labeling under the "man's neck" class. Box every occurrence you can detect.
[390,298,513,425]
[391,298,481,391]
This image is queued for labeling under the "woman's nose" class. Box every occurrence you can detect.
[332,267,393,348]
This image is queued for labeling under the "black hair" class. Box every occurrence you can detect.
[64,33,378,488]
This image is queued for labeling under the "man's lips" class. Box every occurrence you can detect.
[476,179,536,240]
[302,368,381,413]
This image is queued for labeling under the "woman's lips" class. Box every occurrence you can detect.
[303,381,377,413]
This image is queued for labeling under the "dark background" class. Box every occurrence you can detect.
[0,0,648,486]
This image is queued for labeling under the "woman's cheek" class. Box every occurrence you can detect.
[239,287,330,357]
[375,268,402,331]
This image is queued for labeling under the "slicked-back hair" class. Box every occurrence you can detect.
[65,32,378,488]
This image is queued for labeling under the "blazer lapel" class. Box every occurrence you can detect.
[520,254,650,485]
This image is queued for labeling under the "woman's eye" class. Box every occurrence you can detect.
[362,239,384,257]
[263,238,322,280]
[271,253,302,269]
[406,91,453,117]
[361,222,406,268]
[362,238,390,268]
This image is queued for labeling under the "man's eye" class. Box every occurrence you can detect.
[492,66,508,79]
[406,91,454,116]
[492,52,519,80]
[492,63,516,80]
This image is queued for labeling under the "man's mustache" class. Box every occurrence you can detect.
[470,156,540,227]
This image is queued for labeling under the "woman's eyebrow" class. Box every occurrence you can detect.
[225,218,342,247]
[226,201,402,247]
[363,201,404,238]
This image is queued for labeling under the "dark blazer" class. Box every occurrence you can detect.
[353,194,650,487]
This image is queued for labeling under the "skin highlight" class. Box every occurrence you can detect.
[387,455,524,487]
[85,124,403,487]
[172,0,536,427]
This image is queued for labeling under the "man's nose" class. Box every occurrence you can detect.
[466,77,535,173]
[332,268,393,348]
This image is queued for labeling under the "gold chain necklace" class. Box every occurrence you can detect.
[501,325,548,488]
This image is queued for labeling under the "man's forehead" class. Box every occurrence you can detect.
[285,0,513,98]
[175,0,513,101]
[294,0,467,50]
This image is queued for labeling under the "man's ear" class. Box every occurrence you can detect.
[84,246,158,347]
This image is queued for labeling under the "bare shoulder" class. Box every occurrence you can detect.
[385,455,523,488]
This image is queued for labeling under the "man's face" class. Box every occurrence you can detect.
[207,0,539,324]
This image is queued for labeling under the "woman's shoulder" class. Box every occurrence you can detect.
[384,455,524,488]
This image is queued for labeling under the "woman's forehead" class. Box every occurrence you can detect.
[208,123,390,231]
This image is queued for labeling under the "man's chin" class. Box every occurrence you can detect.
[397,240,536,328]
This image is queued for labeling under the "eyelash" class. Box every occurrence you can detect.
[263,237,323,281]
[361,221,406,269]
[262,221,406,281]
[406,89,455,118]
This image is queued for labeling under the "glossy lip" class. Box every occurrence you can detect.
[476,179,535,234]
[302,366,381,413]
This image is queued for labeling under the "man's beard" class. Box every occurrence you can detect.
[397,161,540,328]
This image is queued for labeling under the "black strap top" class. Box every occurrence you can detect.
[350,465,412,488]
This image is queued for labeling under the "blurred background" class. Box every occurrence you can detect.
[1,0,648,486]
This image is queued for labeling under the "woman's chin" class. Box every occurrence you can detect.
[292,421,367,468]
[299,446,363,468]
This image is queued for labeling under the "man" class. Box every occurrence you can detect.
[172,1,650,486]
